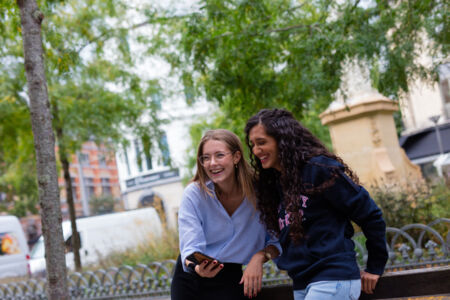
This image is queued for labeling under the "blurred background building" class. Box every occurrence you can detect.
[399,63,450,182]
[58,141,121,219]
[115,97,215,228]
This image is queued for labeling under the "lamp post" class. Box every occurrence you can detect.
[429,115,444,155]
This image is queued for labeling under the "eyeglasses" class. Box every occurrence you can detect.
[198,152,233,166]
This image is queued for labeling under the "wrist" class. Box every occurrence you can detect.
[263,248,272,262]
[253,251,266,263]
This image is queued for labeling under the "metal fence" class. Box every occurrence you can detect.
[1,219,448,300]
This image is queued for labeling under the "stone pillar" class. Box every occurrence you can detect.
[319,97,423,188]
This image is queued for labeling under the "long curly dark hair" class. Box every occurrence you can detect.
[244,108,359,243]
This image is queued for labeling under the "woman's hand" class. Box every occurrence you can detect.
[240,252,265,298]
[194,260,224,278]
[360,270,380,294]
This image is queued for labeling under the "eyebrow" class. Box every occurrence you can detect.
[253,138,266,142]
[201,151,228,155]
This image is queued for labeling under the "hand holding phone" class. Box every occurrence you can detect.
[186,252,224,278]
[187,251,221,265]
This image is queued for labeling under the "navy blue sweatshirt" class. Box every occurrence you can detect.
[275,156,388,290]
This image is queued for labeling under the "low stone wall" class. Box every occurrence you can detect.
[258,266,450,300]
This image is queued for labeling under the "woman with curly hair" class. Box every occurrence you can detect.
[245,109,388,300]
[171,129,280,300]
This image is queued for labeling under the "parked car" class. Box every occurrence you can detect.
[29,207,162,275]
[0,215,30,279]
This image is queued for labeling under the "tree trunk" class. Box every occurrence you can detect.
[54,119,82,271]
[17,0,69,299]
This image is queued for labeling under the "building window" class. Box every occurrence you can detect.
[101,178,111,196]
[84,177,95,201]
[71,177,78,201]
[134,139,143,172]
[159,133,170,166]
[98,154,107,167]
[79,153,90,166]
[144,148,153,170]
[123,151,131,176]
[72,187,78,202]
[135,138,153,172]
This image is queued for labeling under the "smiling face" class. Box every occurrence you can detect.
[201,139,241,187]
[248,124,281,171]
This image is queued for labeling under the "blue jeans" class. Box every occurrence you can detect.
[294,280,361,300]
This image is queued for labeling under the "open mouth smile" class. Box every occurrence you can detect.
[210,168,224,175]
[258,155,268,163]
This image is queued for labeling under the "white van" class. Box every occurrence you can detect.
[0,215,30,279]
[30,207,162,275]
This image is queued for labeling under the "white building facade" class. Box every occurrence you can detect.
[115,97,215,228]
[400,63,450,132]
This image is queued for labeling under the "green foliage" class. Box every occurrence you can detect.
[175,0,448,102]
[0,95,38,216]
[0,0,170,214]
[371,180,450,228]
[162,0,447,165]
[89,195,116,215]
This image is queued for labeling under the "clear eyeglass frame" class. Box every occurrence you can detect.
[198,151,233,166]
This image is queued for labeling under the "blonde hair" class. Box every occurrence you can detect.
[192,129,256,207]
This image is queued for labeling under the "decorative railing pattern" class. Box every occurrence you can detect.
[1,219,448,299]
[354,218,449,271]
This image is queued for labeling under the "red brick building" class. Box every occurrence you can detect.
[18,142,121,246]
[59,141,121,219]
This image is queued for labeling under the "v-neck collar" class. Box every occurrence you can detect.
[207,181,246,218]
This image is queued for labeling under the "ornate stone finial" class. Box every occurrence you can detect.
[327,59,390,113]
[319,58,424,189]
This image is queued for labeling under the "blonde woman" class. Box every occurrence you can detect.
[171,129,279,300]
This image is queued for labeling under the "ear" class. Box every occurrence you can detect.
[233,151,242,165]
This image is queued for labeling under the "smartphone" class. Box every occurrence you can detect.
[187,252,221,265]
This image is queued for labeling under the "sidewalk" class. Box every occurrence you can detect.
[384,295,450,300]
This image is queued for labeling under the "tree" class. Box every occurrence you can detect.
[1,0,170,271]
[16,0,68,298]
[164,0,448,150]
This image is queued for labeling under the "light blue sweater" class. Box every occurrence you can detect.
[178,181,278,272]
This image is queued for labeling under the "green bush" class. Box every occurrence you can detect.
[89,195,116,215]
[370,180,450,228]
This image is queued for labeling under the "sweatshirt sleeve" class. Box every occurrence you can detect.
[313,160,388,275]
[264,231,282,259]
[178,184,207,272]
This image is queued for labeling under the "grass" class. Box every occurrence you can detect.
[94,228,179,269]
[0,275,31,284]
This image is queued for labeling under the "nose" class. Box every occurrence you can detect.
[252,145,261,156]
[210,155,219,165]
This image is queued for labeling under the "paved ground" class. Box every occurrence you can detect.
[383,296,450,300]
[133,295,450,300]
